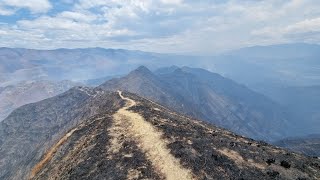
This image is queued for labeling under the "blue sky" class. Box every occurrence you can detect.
[0,0,320,54]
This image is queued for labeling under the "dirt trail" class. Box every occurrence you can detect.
[113,91,194,180]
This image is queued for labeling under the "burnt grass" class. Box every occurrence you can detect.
[125,92,320,180]
[30,91,320,180]
[33,115,162,180]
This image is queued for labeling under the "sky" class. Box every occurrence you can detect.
[0,0,320,54]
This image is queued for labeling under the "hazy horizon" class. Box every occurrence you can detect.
[1,0,320,54]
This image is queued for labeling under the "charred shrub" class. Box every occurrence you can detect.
[267,170,279,178]
[311,162,320,169]
[280,160,291,169]
[266,158,275,165]
[211,154,219,161]
[229,142,236,147]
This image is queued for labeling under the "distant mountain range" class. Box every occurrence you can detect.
[81,75,123,87]
[275,134,320,157]
[3,43,320,88]
[100,66,290,141]
[211,45,320,89]
[226,43,320,59]
[1,88,319,179]
[0,47,203,86]
[0,80,79,121]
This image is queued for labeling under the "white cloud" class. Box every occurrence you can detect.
[287,17,320,33]
[14,9,135,45]
[160,0,183,5]
[57,11,97,23]
[2,0,51,13]
[252,17,320,42]
[1,0,320,53]
[0,5,14,15]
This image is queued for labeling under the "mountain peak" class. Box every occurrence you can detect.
[136,65,150,71]
[98,65,160,92]
[129,65,153,76]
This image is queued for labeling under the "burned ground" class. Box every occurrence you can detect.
[5,89,319,180]
[31,90,163,180]
[32,113,162,180]
[125,91,320,180]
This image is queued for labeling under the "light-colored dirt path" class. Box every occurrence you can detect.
[113,91,194,180]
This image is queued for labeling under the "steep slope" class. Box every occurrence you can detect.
[100,66,289,141]
[275,135,320,157]
[29,91,320,179]
[0,87,123,180]
[175,67,289,138]
[0,80,79,121]
[100,66,178,106]
[260,85,320,135]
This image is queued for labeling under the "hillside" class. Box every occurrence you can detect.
[0,80,79,121]
[0,88,319,179]
[260,85,320,135]
[100,66,290,141]
[275,135,320,157]
[0,87,123,180]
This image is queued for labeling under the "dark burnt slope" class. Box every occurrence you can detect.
[125,92,320,180]
[0,87,123,180]
[31,107,162,180]
[30,91,320,180]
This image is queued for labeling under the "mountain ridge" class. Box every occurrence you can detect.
[30,90,320,179]
[0,87,319,179]
[100,66,290,141]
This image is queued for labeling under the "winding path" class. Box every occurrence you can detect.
[113,91,194,180]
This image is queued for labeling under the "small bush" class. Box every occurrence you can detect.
[267,170,279,178]
[266,158,275,165]
[280,160,291,168]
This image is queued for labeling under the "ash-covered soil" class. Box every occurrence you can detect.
[126,91,320,180]
[2,89,319,180]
